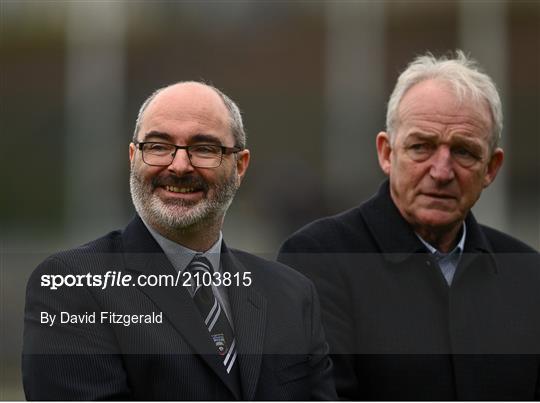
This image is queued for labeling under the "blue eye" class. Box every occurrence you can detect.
[409,143,432,153]
[405,142,435,161]
[453,147,473,156]
[452,146,481,160]
[452,146,481,167]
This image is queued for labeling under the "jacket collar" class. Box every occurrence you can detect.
[121,215,268,399]
[361,180,496,269]
[120,215,243,399]
[221,247,268,400]
[360,181,426,262]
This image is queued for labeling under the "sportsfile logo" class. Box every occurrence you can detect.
[40,270,252,290]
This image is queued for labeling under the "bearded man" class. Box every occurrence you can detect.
[23,82,336,400]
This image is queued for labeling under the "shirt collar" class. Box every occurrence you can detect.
[416,222,467,257]
[141,218,222,273]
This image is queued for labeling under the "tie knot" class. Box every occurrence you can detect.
[187,255,213,275]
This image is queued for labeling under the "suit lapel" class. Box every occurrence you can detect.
[360,180,427,259]
[222,245,267,401]
[121,216,241,399]
[452,213,498,285]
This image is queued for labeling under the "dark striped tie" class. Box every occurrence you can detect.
[186,255,237,373]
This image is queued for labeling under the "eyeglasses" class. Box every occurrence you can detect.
[134,141,243,168]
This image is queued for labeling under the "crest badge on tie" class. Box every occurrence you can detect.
[211,333,228,355]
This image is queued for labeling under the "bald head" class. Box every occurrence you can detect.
[133,81,246,148]
[129,81,251,251]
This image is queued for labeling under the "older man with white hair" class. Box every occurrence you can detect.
[279,51,540,400]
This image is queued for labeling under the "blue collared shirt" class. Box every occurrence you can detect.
[141,219,234,326]
[416,223,466,285]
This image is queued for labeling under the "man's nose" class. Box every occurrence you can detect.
[429,147,455,183]
[167,149,195,175]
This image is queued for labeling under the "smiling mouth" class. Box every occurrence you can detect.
[163,185,201,194]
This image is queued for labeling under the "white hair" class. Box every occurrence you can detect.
[386,50,503,151]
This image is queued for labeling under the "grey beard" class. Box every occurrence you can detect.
[129,169,238,233]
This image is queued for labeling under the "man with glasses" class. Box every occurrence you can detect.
[23,81,336,400]
[278,51,540,400]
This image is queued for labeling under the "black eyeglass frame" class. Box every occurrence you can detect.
[133,141,243,168]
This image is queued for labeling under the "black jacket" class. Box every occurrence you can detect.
[278,180,540,400]
[23,215,336,400]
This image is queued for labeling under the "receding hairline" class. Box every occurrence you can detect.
[395,78,494,129]
[136,82,228,134]
[385,50,503,152]
[133,80,246,148]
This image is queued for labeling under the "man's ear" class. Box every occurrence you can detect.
[235,149,250,185]
[483,147,504,188]
[129,143,136,164]
[376,132,392,175]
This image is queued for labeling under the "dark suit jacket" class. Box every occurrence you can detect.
[278,180,540,400]
[23,216,336,400]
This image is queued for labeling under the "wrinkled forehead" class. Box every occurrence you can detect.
[397,79,493,135]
